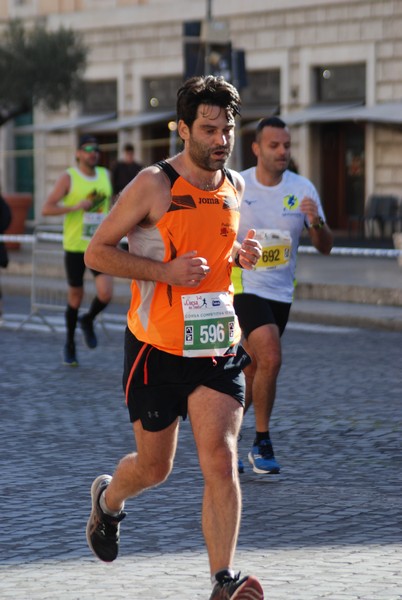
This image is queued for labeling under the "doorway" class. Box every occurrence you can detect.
[320,122,365,230]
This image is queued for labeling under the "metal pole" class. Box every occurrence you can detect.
[231,51,243,172]
[204,0,212,75]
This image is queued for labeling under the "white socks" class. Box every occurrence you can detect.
[99,490,124,517]
[211,568,235,586]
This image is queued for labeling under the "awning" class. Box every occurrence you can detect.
[14,113,116,135]
[85,110,176,132]
[317,102,402,124]
[282,103,363,125]
[283,102,402,126]
[241,101,402,130]
[240,104,359,132]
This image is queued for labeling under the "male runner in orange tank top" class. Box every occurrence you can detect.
[84,75,264,600]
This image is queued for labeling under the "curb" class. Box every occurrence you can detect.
[295,282,402,307]
[291,298,402,332]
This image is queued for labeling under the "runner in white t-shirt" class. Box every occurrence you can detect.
[233,116,333,475]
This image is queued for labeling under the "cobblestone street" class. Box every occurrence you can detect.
[1,322,401,599]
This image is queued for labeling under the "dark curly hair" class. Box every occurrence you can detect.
[176,75,241,129]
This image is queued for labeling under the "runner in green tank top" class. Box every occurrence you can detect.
[41,134,113,366]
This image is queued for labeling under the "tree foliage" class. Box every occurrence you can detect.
[0,20,87,126]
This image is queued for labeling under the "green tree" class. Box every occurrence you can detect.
[0,19,87,126]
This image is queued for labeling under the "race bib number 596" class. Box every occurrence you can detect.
[181,292,237,357]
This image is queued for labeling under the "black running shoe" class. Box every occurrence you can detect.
[86,474,126,562]
[80,315,97,349]
[62,342,78,367]
[209,572,264,599]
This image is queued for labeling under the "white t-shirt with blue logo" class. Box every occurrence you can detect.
[236,167,326,303]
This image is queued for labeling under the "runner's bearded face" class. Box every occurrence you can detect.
[188,105,235,172]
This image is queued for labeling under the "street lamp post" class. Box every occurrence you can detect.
[206,0,212,21]
[204,0,212,75]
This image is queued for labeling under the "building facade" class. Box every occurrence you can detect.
[1,0,402,233]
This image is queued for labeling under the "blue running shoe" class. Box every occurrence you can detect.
[238,458,244,474]
[248,439,280,474]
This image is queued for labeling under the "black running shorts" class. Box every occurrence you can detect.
[64,251,101,287]
[233,293,291,338]
[123,327,251,432]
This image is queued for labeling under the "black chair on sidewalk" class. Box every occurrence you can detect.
[397,200,402,233]
[350,194,400,239]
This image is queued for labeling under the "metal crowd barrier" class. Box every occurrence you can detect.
[0,225,108,331]
[20,226,66,331]
[1,228,402,333]
[298,245,402,258]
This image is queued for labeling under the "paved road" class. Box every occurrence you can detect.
[0,319,401,599]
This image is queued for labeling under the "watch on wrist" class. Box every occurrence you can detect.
[309,217,325,230]
[234,252,243,268]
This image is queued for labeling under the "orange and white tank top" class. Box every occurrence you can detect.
[126,160,242,357]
